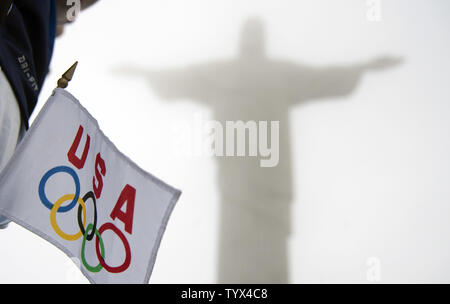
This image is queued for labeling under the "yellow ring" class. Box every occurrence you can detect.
[50,194,86,241]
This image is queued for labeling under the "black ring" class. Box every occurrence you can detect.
[78,191,97,241]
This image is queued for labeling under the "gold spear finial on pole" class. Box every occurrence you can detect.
[57,61,78,88]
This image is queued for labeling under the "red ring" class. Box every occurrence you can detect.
[95,222,131,273]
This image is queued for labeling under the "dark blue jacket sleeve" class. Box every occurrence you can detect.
[0,0,56,128]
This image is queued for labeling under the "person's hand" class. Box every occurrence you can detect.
[366,56,404,70]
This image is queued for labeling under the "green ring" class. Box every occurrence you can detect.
[81,223,105,272]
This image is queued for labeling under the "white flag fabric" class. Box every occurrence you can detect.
[0,88,181,284]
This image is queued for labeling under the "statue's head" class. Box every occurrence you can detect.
[239,17,266,58]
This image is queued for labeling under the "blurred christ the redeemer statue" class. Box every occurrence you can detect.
[117,17,401,283]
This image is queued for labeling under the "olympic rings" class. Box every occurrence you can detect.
[50,194,87,241]
[39,166,80,213]
[38,164,132,274]
[81,223,105,273]
[96,222,131,274]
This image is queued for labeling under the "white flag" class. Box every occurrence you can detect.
[0,88,181,284]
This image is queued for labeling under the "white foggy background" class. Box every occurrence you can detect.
[0,0,449,283]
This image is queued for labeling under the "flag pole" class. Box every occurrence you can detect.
[57,61,78,88]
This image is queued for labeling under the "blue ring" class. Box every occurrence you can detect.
[38,166,80,213]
